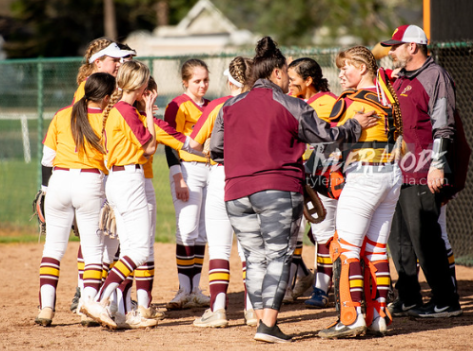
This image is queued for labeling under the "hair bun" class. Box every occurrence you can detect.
[255,36,278,59]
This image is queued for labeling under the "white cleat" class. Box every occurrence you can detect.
[138,305,166,320]
[115,310,158,329]
[185,287,210,308]
[80,299,117,330]
[166,288,190,310]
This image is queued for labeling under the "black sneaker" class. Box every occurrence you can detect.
[387,299,422,317]
[254,321,292,343]
[408,301,462,318]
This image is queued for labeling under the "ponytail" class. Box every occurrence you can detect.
[70,72,116,155]
[71,97,106,155]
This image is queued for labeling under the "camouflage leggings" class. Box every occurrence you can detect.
[226,190,303,310]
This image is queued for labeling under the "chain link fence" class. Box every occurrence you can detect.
[1,44,472,263]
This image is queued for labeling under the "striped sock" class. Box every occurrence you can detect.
[77,245,84,290]
[83,262,102,300]
[135,261,155,308]
[101,261,111,285]
[117,275,134,315]
[316,242,333,292]
[294,241,310,277]
[192,245,206,290]
[209,259,230,311]
[176,244,193,293]
[39,257,60,310]
[98,256,137,302]
[348,259,363,304]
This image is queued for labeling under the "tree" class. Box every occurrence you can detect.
[212,0,422,47]
[2,0,421,58]
[3,0,161,58]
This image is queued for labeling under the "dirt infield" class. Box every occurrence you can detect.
[0,241,472,351]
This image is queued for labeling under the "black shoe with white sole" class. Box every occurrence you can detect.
[407,301,462,318]
[318,314,367,339]
[387,299,422,317]
[254,321,292,343]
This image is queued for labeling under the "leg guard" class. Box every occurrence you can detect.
[364,258,392,327]
[339,256,362,326]
[330,233,361,326]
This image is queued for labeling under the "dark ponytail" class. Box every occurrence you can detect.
[71,72,116,155]
[288,57,330,92]
[253,36,286,81]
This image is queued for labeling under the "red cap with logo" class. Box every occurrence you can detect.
[381,25,428,47]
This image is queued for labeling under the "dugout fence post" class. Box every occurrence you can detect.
[37,60,44,189]
[148,58,154,77]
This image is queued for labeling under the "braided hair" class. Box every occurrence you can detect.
[288,57,330,92]
[336,46,378,81]
[228,56,254,92]
[102,60,150,139]
[336,46,402,139]
[76,38,114,85]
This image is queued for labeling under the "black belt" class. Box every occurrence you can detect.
[350,141,393,151]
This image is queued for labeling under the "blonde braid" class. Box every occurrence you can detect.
[229,56,254,92]
[101,88,122,142]
[385,78,403,139]
[229,57,245,84]
[77,38,113,85]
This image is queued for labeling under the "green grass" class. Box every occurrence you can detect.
[0,148,177,243]
[151,150,176,242]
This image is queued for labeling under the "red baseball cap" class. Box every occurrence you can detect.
[381,25,428,47]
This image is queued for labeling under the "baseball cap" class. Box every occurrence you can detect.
[88,43,136,63]
[380,25,428,47]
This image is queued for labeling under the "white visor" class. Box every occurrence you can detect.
[88,43,135,63]
[223,69,243,88]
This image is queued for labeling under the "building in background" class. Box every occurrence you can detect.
[126,0,257,56]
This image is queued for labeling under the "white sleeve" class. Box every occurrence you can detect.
[169,164,182,176]
[41,145,56,167]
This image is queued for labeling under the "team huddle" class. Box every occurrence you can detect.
[34,24,464,343]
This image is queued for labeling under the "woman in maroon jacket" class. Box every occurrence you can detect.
[209,36,377,343]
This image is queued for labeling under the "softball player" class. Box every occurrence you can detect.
[191,57,257,328]
[73,38,135,103]
[80,60,158,329]
[285,58,338,306]
[70,39,135,313]
[35,73,116,327]
[319,46,403,339]
[164,59,212,310]
[114,77,201,324]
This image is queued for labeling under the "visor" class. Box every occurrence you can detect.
[89,43,136,63]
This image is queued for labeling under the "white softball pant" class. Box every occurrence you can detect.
[43,169,105,302]
[145,178,157,259]
[336,164,402,261]
[310,194,338,245]
[169,161,209,245]
[206,164,234,260]
[106,165,149,267]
